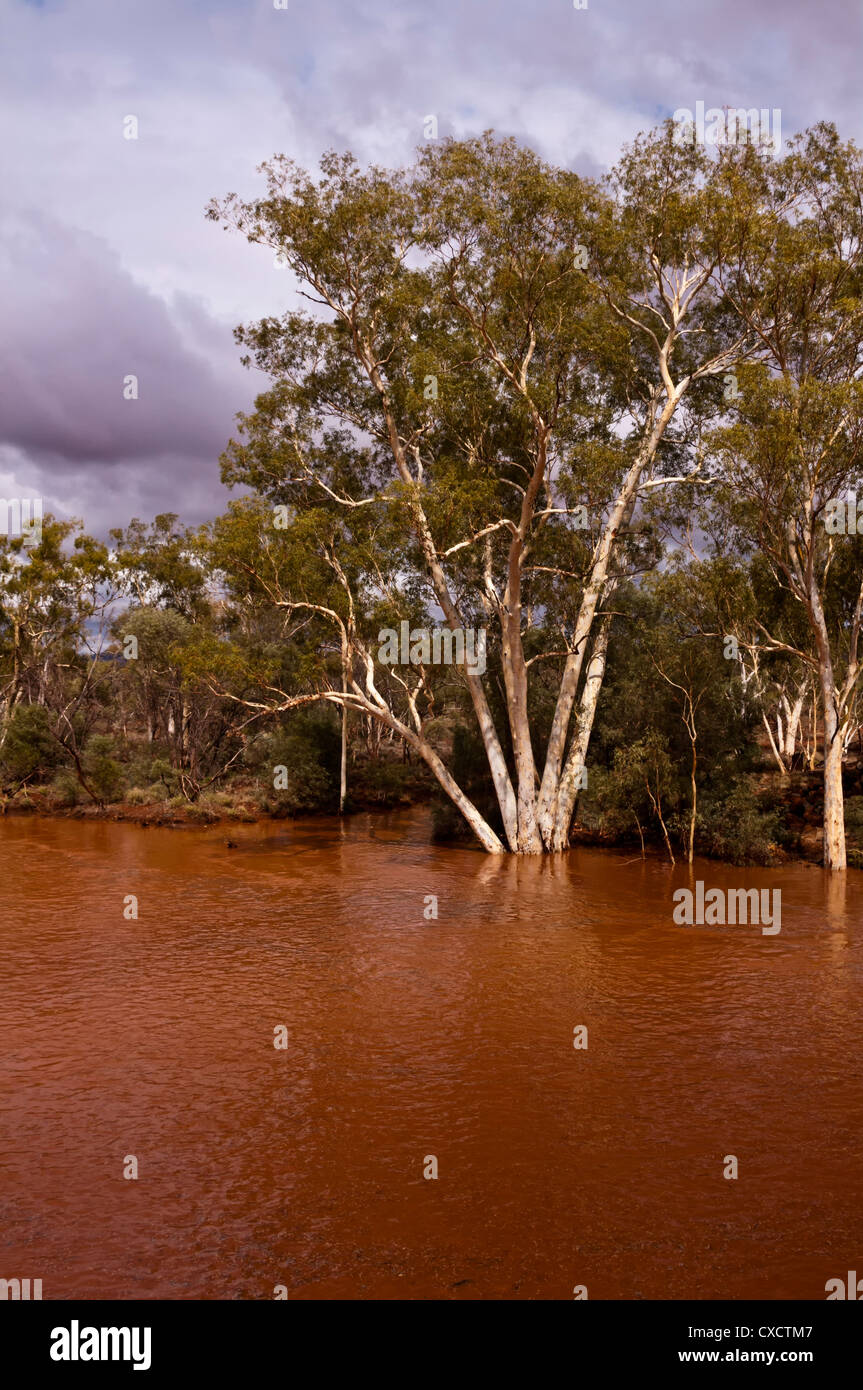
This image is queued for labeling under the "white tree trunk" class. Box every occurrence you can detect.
[810,585,847,871]
[782,687,805,761]
[822,699,846,871]
[550,615,612,850]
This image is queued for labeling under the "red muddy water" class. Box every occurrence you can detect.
[1,808,861,1300]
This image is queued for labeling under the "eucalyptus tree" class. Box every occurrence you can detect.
[0,516,116,797]
[110,514,211,622]
[416,125,760,847]
[206,126,766,853]
[710,124,863,869]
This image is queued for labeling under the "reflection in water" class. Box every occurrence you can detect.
[0,808,861,1300]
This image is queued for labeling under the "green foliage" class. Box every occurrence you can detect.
[696,781,781,866]
[246,711,340,814]
[0,705,60,785]
[843,795,863,832]
[432,723,502,842]
[83,735,126,805]
[124,786,154,806]
[580,732,681,843]
[354,758,428,807]
[51,769,81,808]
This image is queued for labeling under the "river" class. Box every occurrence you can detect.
[1,808,861,1299]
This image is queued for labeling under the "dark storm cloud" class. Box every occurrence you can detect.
[0,214,240,466]
[2,0,861,534]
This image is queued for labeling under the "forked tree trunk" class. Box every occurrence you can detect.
[536,453,644,845]
[783,688,805,761]
[762,712,788,775]
[549,614,612,850]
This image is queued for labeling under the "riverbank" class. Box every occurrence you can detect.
[4,764,863,868]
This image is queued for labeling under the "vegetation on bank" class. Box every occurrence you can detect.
[4,120,863,868]
[4,644,863,868]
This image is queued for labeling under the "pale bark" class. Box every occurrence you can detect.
[687,731,697,866]
[807,685,818,769]
[782,688,806,761]
[550,612,613,850]
[822,693,847,871]
[498,425,549,853]
[339,702,348,816]
[762,712,787,776]
[810,580,847,870]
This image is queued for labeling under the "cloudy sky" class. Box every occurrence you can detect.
[2,0,860,536]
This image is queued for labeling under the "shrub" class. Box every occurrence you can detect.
[148,758,179,795]
[697,780,781,866]
[51,769,81,807]
[0,705,60,785]
[355,759,421,806]
[125,786,153,805]
[246,713,339,815]
[83,735,126,804]
[843,795,863,832]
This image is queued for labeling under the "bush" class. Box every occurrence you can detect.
[843,795,863,832]
[83,735,126,804]
[51,769,81,807]
[0,705,60,785]
[576,765,643,839]
[697,780,781,866]
[354,759,422,806]
[125,786,154,805]
[246,713,339,815]
[148,758,179,795]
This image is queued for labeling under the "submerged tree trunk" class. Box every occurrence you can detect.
[550,613,613,850]
[339,699,348,815]
[811,582,847,871]
[687,734,697,866]
[536,452,646,846]
[339,656,348,815]
[821,686,846,871]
